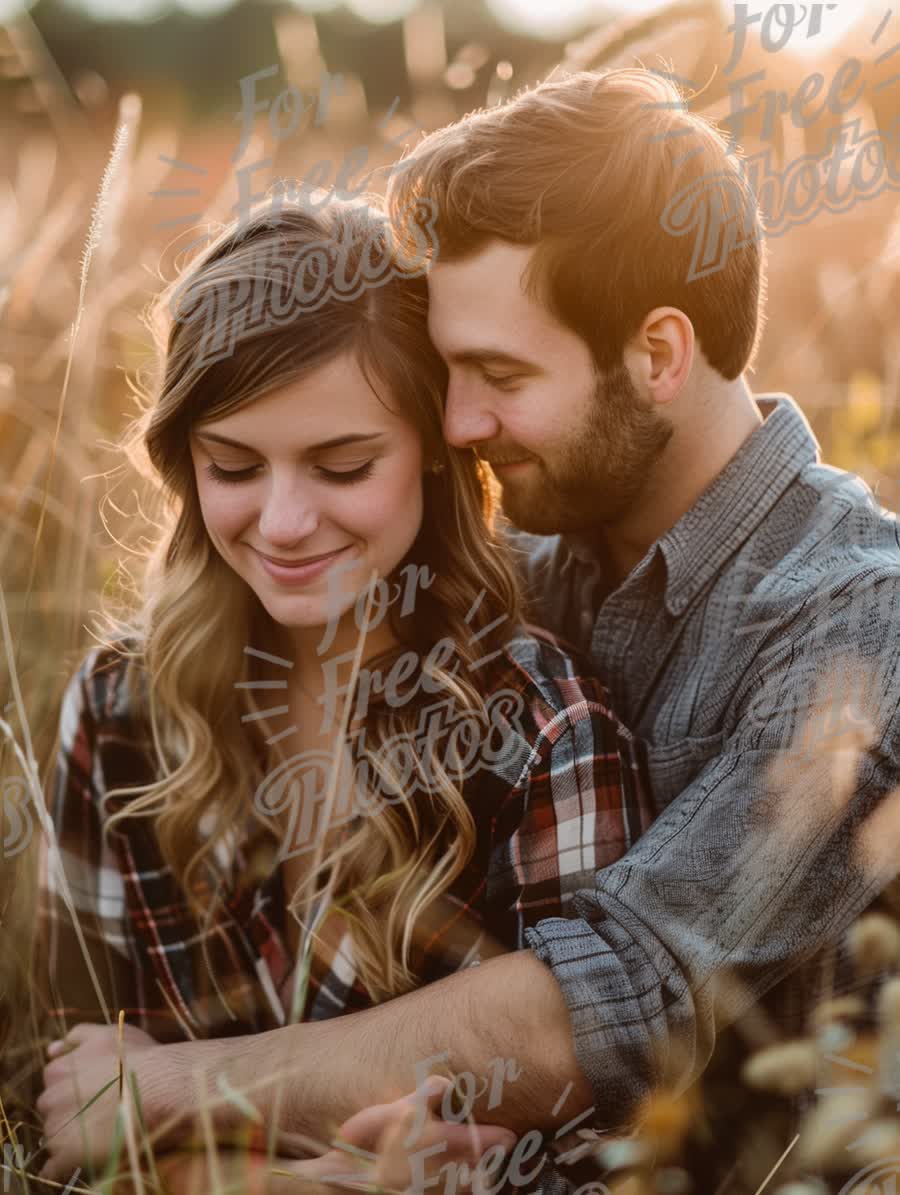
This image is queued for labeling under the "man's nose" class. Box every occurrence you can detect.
[443,379,501,448]
[258,474,320,545]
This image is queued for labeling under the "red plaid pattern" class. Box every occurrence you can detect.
[37,631,656,1042]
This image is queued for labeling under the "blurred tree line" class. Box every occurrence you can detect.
[4,0,579,120]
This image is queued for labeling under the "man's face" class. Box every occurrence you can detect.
[427,241,672,535]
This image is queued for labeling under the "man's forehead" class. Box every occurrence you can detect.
[426,244,553,352]
[428,241,534,297]
[427,290,523,342]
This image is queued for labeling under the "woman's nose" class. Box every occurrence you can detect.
[257,477,320,545]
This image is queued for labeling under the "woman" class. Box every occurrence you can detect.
[35,194,654,1189]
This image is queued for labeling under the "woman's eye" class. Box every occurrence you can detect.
[203,460,375,486]
[316,461,375,485]
[204,463,259,485]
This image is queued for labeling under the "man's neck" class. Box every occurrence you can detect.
[599,375,765,586]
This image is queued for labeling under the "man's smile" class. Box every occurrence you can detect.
[480,452,538,475]
[491,460,534,476]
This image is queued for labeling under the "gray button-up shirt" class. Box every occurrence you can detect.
[510,394,900,1144]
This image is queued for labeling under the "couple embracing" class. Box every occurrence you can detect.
[36,67,900,1195]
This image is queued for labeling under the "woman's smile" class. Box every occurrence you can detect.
[252,544,356,586]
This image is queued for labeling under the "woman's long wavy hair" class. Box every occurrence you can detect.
[100,193,522,1004]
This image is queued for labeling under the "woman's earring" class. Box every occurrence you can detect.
[429,460,445,474]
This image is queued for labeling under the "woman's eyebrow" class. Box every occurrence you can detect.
[194,431,386,452]
[310,433,386,452]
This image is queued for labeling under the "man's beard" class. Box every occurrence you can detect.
[482,363,674,536]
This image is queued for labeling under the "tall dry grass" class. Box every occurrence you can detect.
[1,2,899,1192]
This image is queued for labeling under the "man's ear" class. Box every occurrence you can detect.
[625,307,694,407]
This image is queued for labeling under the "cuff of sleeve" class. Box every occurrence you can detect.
[524,906,656,1130]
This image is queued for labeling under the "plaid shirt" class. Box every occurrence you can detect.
[38,629,656,1046]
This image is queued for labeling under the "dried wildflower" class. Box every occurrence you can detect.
[608,1174,656,1195]
[875,977,900,1104]
[843,1117,900,1165]
[631,1089,697,1161]
[598,1139,654,1171]
[877,977,900,1029]
[815,1021,855,1058]
[847,914,900,976]
[820,1034,880,1105]
[810,996,867,1030]
[796,1087,880,1171]
[742,1040,818,1095]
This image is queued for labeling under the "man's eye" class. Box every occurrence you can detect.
[204,463,259,484]
[482,371,522,390]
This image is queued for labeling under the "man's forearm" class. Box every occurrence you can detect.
[174,950,592,1146]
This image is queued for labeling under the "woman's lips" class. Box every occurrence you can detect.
[253,545,353,586]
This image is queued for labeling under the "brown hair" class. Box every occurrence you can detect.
[102,195,522,1005]
[387,67,767,380]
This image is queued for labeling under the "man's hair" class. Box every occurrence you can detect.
[387,68,767,380]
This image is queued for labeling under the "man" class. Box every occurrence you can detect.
[38,67,900,1194]
[385,60,900,1136]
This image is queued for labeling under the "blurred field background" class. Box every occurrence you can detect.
[1,0,899,1191]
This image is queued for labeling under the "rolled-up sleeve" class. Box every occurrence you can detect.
[525,586,900,1128]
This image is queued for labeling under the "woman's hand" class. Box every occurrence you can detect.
[129,1078,519,1195]
[297,1075,520,1193]
[36,1022,177,1184]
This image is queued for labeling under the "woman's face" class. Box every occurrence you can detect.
[189,350,425,647]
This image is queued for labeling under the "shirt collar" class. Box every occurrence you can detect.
[562,394,821,616]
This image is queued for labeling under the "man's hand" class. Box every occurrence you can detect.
[36,1022,177,1183]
